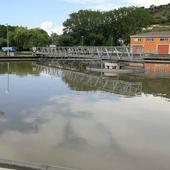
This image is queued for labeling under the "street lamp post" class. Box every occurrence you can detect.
[81,36,84,46]
[111,36,113,46]
[5,62,10,94]
[6,24,9,56]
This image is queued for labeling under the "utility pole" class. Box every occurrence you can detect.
[6,24,9,56]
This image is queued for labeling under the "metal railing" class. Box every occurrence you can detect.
[34,46,144,62]
[0,159,79,170]
[35,64,142,96]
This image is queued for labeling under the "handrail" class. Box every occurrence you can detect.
[0,159,79,170]
[34,46,144,62]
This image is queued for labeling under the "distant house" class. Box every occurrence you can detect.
[130,32,170,55]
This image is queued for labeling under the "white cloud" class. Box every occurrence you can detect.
[40,21,53,31]
[40,21,64,35]
[51,25,64,35]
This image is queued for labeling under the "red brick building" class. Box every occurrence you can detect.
[130,32,170,54]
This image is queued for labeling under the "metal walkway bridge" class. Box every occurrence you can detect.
[35,64,142,96]
[35,46,144,62]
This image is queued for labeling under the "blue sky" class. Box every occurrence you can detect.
[0,0,169,34]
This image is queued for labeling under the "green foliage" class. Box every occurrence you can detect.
[0,25,49,50]
[13,27,30,50]
[148,3,170,24]
[58,34,77,46]
[61,7,151,46]
[28,28,49,48]
[0,25,17,38]
[0,62,40,76]
[50,33,60,46]
[0,38,7,47]
[3,3,169,48]
[0,25,18,48]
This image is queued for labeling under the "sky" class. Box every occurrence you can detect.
[0,0,169,35]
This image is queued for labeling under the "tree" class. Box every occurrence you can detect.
[28,28,49,47]
[0,38,6,47]
[0,25,17,39]
[13,27,29,50]
[86,33,104,46]
[63,10,104,46]
[0,24,50,50]
[61,7,151,46]
[58,34,76,46]
[0,25,18,48]
[50,33,60,46]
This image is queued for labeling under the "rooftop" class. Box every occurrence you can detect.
[131,31,170,38]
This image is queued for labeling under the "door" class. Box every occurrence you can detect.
[158,45,169,55]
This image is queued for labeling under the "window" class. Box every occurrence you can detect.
[146,38,154,41]
[160,37,168,41]
[112,66,117,69]
[134,38,141,42]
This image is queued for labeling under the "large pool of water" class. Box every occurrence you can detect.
[0,62,170,170]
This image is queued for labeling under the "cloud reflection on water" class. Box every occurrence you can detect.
[0,94,170,170]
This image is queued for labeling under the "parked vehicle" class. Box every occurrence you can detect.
[1,47,17,52]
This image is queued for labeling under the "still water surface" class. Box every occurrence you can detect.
[0,62,170,170]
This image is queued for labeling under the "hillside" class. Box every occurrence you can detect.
[148,3,170,25]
